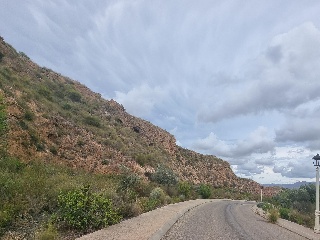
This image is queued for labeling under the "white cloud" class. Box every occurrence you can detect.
[235,126,275,156]
[193,132,232,157]
[198,22,320,123]
[115,84,167,117]
[235,162,264,177]
[193,126,274,159]
[273,162,314,179]
[275,102,320,150]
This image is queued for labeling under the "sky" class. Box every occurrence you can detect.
[1,0,320,184]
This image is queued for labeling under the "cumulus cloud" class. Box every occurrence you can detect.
[235,126,275,156]
[270,146,315,179]
[235,162,264,177]
[273,162,314,178]
[276,118,320,143]
[193,126,274,158]
[275,103,320,150]
[192,132,232,157]
[115,84,167,117]
[199,22,320,123]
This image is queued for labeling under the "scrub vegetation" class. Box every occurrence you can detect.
[0,155,259,239]
[258,184,316,228]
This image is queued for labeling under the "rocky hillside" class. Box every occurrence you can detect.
[0,36,265,195]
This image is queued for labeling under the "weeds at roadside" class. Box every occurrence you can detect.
[268,209,279,224]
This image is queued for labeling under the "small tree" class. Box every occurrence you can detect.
[198,184,212,199]
[178,181,191,199]
[151,165,178,186]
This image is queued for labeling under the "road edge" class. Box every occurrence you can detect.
[148,199,214,240]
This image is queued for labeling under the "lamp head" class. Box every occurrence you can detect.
[313,154,320,166]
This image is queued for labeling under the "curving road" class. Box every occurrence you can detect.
[161,200,307,240]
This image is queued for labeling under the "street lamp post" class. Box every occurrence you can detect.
[312,153,320,233]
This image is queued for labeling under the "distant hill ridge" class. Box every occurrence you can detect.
[0,36,270,195]
[263,181,315,189]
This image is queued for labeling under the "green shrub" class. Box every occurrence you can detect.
[19,51,30,60]
[0,207,15,234]
[261,202,273,212]
[289,210,303,225]
[24,110,34,121]
[38,86,52,100]
[84,116,101,127]
[118,173,141,192]
[49,146,58,155]
[56,185,121,232]
[139,197,159,212]
[198,184,212,199]
[0,52,4,62]
[165,184,179,197]
[151,165,178,185]
[62,103,72,110]
[178,181,191,199]
[135,154,152,167]
[18,120,28,130]
[268,209,279,223]
[67,90,82,102]
[257,202,264,209]
[279,208,290,220]
[0,157,25,172]
[150,187,166,205]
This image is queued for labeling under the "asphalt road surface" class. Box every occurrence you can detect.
[161,200,307,240]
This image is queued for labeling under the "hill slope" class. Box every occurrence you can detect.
[0,36,261,194]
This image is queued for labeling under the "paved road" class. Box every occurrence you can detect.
[162,200,307,240]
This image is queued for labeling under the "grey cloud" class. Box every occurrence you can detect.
[255,158,274,166]
[273,165,286,174]
[235,162,264,177]
[192,132,233,157]
[234,127,275,156]
[266,45,282,64]
[199,22,320,123]
[273,162,314,178]
[193,126,274,158]
[275,118,320,143]
[307,140,320,151]
[275,105,320,150]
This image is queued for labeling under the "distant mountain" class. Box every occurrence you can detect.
[263,181,315,189]
[0,36,264,194]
